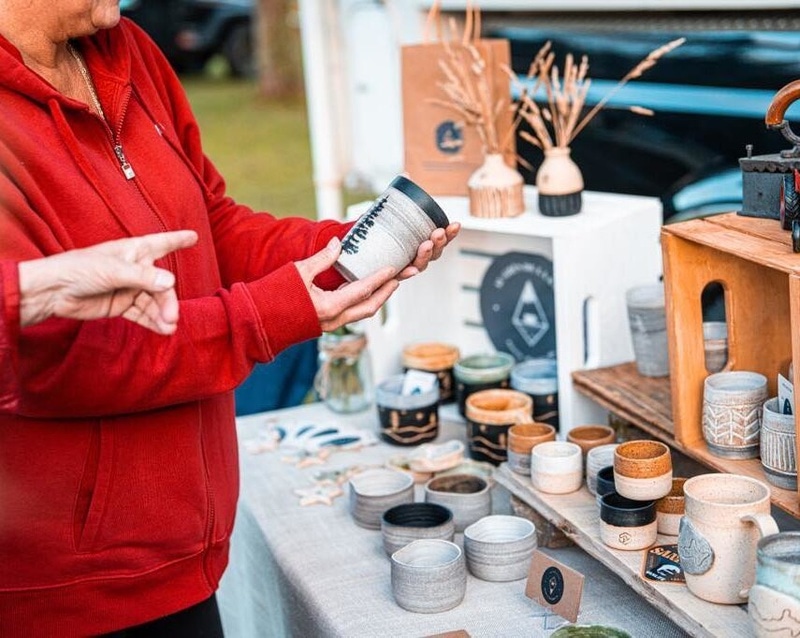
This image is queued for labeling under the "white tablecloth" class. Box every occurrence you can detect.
[217,402,688,637]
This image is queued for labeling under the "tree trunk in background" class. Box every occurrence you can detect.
[256,0,304,98]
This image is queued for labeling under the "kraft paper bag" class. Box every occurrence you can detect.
[401,38,516,196]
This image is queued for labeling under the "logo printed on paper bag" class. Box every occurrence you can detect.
[435,121,465,155]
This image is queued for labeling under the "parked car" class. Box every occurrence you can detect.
[485,10,800,223]
[121,0,255,77]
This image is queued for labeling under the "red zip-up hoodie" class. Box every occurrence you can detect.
[0,19,348,636]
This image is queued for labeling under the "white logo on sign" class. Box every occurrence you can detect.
[512,279,550,348]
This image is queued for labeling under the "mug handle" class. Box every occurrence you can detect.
[738,513,780,598]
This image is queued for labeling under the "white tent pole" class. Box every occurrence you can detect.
[298,0,345,220]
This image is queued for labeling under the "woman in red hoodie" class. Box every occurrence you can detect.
[0,1,458,636]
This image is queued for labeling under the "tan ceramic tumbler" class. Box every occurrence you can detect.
[506,422,557,475]
[678,474,779,604]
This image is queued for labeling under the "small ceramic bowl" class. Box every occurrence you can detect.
[586,443,619,495]
[381,502,455,555]
[595,465,616,506]
[530,441,583,494]
[507,422,557,475]
[463,515,537,582]
[566,424,616,459]
[599,492,657,551]
[391,539,466,613]
[655,477,687,536]
[424,473,492,532]
[407,440,465,474]
[348,468,415,529]
[613,440,673,501]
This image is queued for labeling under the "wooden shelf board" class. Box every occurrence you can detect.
[662,214,800,275]
[494,464,752,638]
[572,363,800,519]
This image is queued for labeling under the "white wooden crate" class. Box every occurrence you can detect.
[353,187,663,434]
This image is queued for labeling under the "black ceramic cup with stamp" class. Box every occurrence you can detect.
[334,175,450,282]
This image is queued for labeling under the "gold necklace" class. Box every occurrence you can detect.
[66,42,105,119]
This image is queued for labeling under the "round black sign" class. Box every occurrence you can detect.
[541,566,565,605]
[479,252,556,360]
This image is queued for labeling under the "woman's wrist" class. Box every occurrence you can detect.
[17,259,58,327]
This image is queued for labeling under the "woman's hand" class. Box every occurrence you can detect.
[295,237,400,333]
[396,222,460,280]
[18,230,198,334]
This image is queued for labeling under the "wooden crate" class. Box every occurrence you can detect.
[661,214,800,462]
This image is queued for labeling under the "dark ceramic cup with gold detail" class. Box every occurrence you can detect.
[376,374,440,446]
[465,389,532,465]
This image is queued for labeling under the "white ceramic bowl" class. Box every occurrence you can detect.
[463,515,537,582]
[348,468,415,529]
[530,441,583,494]
[391,539,466,613]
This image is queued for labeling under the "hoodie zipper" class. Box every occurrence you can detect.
[69,41,136,181]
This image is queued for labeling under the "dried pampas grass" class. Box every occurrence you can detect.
[509,37,686,156]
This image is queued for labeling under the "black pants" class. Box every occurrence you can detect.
[100,594,224,638]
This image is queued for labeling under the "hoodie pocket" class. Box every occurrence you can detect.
[73,421,114,553]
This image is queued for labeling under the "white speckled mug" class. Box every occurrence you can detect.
[678,474,779,605]
[335,176,450,282]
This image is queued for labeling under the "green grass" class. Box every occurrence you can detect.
[183,76,317,219]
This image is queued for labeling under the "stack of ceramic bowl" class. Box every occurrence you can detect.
[598,440,674,551]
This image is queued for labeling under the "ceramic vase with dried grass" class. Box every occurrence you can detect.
[468,153,524,218]
[536,147,584,217]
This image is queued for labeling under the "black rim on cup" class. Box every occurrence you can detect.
[390,175,450,229]
[600,492,656,527]
[382,502,453,528]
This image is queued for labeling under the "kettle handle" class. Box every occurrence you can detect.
[765,79,800,156]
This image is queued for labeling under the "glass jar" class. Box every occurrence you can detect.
[315,331,373,413]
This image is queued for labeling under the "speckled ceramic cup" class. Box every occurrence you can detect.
[424,473,492,532]
[348,468,415,530]
[506,422,557,475]
[530,441,583,495]
[760,397,798,490]
[613,440,672,501]
[463,515,537,582]
[655,477,686,536]
[335,175,449,282]
[381,502,455,555]
[702,370,767,459]
[599,492,657,551]
[567,424,616,460]
[626,283,669,378]
[586,444,619,496]
[391,539,466,613]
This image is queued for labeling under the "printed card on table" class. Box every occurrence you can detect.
[525,550,584,623]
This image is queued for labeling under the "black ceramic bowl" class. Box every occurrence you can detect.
[599,492,657,528]
[381,502,455,555]
[595,465,616,500]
